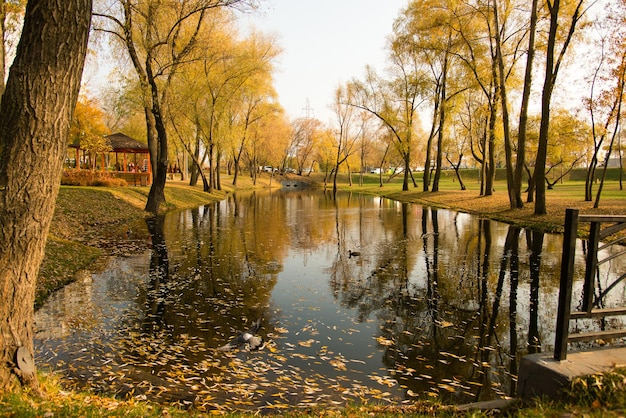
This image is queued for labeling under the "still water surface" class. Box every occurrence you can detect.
[34,190,625,412]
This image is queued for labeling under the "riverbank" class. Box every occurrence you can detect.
[317,172,625,236]
[19,173,626,417]
[39,173,624,314]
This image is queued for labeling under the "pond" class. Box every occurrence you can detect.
[34,189,626,413]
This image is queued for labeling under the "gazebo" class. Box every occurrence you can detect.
[69,132,152,186]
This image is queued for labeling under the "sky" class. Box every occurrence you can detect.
[240,0,407,123]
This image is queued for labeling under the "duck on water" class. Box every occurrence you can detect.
[217,319,263,351]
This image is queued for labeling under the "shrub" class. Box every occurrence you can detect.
[61,170,128,187]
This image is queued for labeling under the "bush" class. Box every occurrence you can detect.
[61,170,128,187]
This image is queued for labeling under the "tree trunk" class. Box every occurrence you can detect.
[145,101,168,213]
[535,0,584,214]
[423,87,441,192]
[485,90,498,196]
[0,1,6,97]
[0,0,92,390]
[432,53,448,193]
[492,0,515,208]
[514,0,538,209]
[534,1,560,215]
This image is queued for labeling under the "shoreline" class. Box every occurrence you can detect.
[41,174,624,307]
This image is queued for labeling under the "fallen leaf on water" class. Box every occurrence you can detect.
[375,336,394,346]
[298,339,316,347]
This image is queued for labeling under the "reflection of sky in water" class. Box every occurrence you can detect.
[271,247,383,373]
[34,190,626,412]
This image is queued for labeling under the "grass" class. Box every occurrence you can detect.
[12,171,626,417]
[3,370,626,417]
[320,172,625,237]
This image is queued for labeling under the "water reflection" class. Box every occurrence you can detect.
[34,190,625,412]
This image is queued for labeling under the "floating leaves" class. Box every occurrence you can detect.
[34,211,521,413]
[375,336,394,347]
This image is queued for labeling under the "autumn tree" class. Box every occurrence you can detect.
[70,97,111,170]
[167,12,237,191]
[329,85,361,195]
[458,89,490,193]
[522,111,590,188]
[355,111,376,186]
[348,62,425,192]
[583,1,626,206]
[245,108,290,184]
[533,0,586,215]
[94,0,255,213]
[451,0,505,197]
[223,33,280,186]
[491,0,533,207]
[0,0,92,389]
[289,116,322,175]
[390,0,464,192]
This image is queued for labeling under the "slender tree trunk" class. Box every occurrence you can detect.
[534,1,560,215]
[232,138,246,186]
[432,54,448,192]
[216,147,223,191]
[514,0,538,208]
[492,0,515,208]
[535,0,584,214]
[485,88,498,196]
[207,140,214,193]
[594,68,624,208]
[423,85,441,192]
[144,107,158,183]
[0,0,92,390]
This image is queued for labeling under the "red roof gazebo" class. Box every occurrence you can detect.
[69,132,152,186]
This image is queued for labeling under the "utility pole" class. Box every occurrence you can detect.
[303,98,314,119]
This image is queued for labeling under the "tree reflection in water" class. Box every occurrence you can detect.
[144,214,169,330]
[34,190,625,412]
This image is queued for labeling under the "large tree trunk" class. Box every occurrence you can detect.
[0,0,92,390]
[145,108,168,213]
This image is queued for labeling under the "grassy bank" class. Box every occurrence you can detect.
[13,172,625,417]
[314,172,625,236]
[3,368,626,417]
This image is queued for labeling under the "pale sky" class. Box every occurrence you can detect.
[241,0,407,123]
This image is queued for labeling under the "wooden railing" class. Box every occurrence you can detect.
[554,209,626,360]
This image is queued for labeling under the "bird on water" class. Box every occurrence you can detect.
[218,319,263,351]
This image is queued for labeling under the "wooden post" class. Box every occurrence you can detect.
[554,208,579,360]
